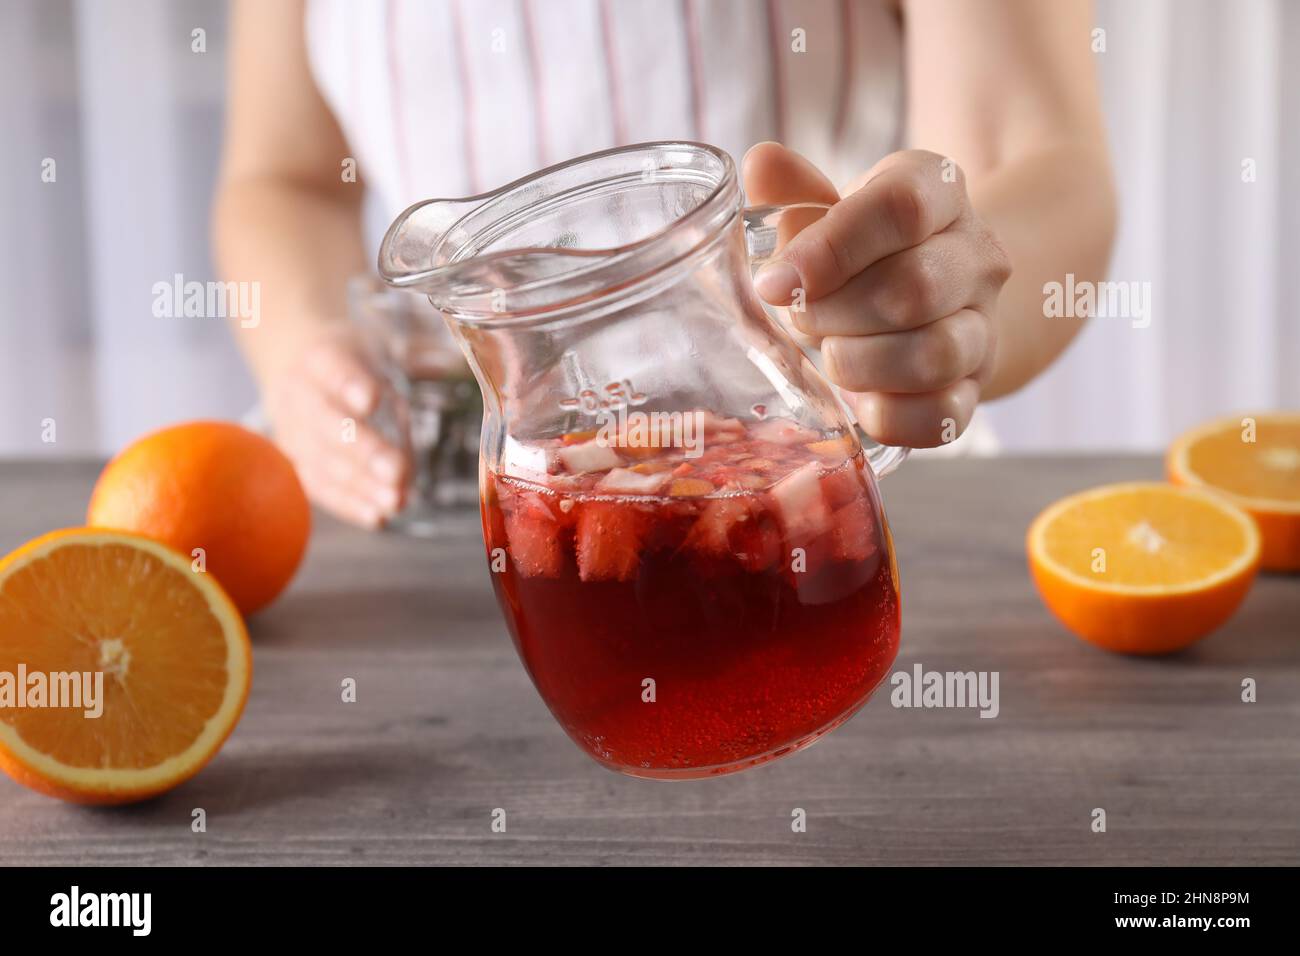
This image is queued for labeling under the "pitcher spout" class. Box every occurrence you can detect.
[378,197,482,294]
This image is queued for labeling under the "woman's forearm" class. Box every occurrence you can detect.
[968,145,1116,401]
[212,175,367,386]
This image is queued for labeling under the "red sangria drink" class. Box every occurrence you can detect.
[481,412,901,778]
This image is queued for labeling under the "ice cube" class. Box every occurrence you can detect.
[557,439,622,474]
[597,467,670,495]
[751,418,821,446]
[769,460,832,540]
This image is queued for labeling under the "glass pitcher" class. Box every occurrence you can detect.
[380,142,904,778]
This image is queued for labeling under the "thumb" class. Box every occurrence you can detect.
[742,143,837,341]
[741,141,840,207]
[742,143,839,292]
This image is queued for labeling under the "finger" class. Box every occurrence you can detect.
[742,142,838,255]
[758,150,967,304]
[843,378,980,449]
[822,310,990,394]
[790,230,999,337]
[316,449,405,515]
[741,141,840,207]
[304,341,383,416]
[283,428,405,518]
[279,379,409,485]
[296,464,387,530]
[276,430,405,523]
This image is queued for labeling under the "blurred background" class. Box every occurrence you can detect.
[2,0,1297,457]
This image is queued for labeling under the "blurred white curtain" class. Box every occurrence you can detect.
[0,0,1296,456]
[981,0,1300,451]
[0,0,254,458]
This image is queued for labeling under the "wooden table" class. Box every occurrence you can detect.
[0,457,1296,866]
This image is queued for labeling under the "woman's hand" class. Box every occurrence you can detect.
[261,331,410,528]
[744,143,1011,448]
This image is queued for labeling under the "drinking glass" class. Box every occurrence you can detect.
[349,276,481,537]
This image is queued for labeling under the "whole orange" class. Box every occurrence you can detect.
[87,421,310,615]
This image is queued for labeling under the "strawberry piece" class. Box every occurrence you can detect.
[768,460,833,542]
[502,489,566,577]
[820,460,868,510]
[686,498,750,556]
[639,497,697,553]
[575,500,648,582]
[733,509,782,572]
[685,497,781,572]
[830,495,877,562]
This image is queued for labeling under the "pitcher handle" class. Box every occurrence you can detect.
[742,203,910,480]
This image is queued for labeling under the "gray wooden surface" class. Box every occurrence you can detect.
[0,457,1296,866]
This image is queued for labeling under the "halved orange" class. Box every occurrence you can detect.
[1168,412,1300,571]
[1027,483,1260,654]
[0,529,251,804]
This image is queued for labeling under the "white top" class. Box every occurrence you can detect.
[305,0,904,220]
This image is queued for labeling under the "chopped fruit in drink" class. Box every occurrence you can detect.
[685,497,781,571]
[492,414,883,579]
[543,472,582,494]
[503,489,565,577]
[479,411,899,775]
[669,477,714,497]
[830,496,877,562]
[733,510,782,572]
[751,418,821,446]
[558,439,621,474]
[576,500,647,581]
[697,409,744,435]
[631,460,675,474]
[617,443,663,460]
[769,460,833,541]
[597,467,669,495]
[807,436,855,460]
[686,498,752,556]
[561,429,599,445]
[821,460,867,510]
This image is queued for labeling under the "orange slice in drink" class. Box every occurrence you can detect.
[0,529,251,804]
[1167,412,1300,571]
[1027,483,1260,654]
